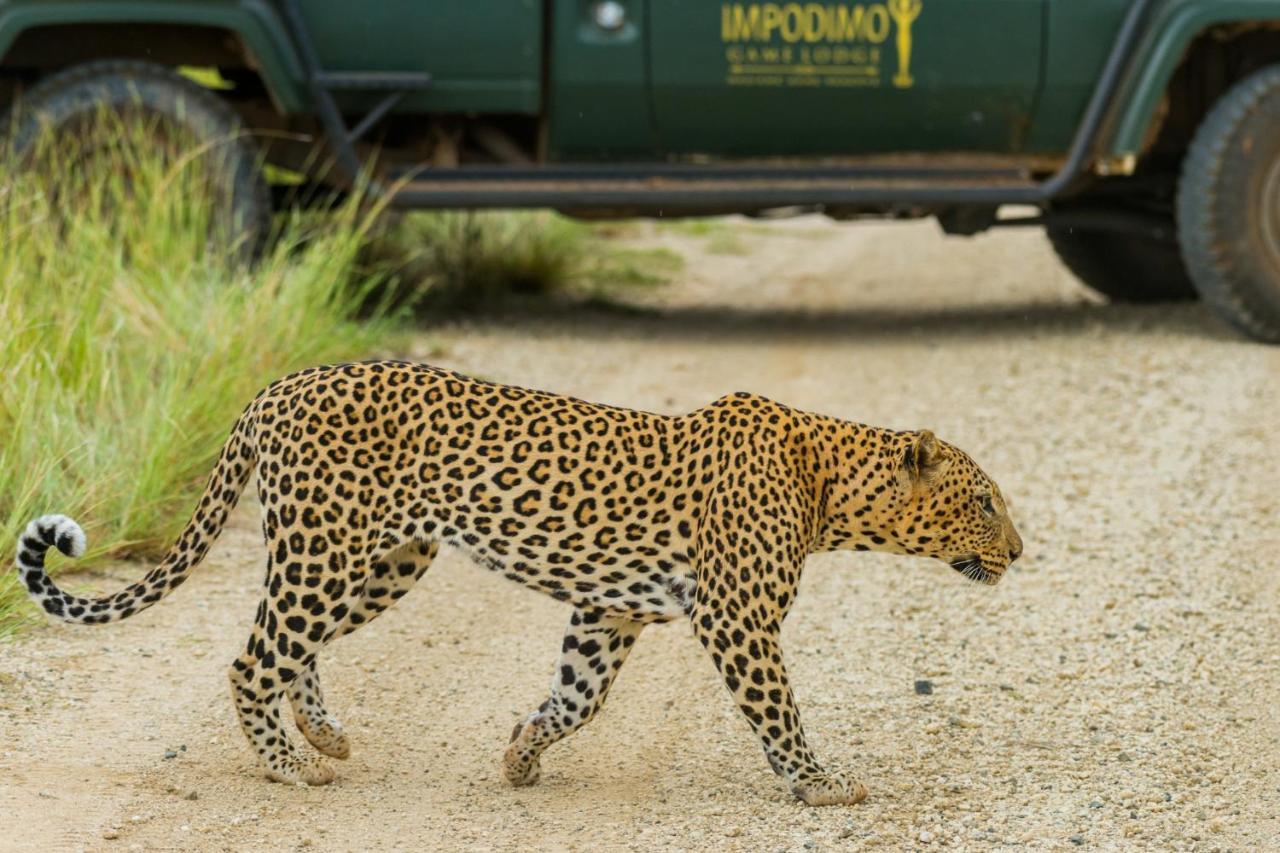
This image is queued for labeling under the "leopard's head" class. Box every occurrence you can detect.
[888,430,1022,584]
[823,429,1022,585]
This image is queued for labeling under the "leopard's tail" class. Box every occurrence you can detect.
[15,409,257,625]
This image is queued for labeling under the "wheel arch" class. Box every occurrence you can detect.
[0,1,307,113]
[1106,1,1280,162]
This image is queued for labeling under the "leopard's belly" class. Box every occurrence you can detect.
[403,505,695,623]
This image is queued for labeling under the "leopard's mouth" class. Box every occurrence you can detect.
[948,555,1004,586]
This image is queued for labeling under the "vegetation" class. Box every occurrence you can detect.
[0,120,391,634]
[368,210,681,312]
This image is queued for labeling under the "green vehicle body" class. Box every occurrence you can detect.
[1,0,1276,166]
[8,2,1280,340]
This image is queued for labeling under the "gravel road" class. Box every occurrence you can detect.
[1,218,1277,852]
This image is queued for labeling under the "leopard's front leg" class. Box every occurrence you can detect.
[691,607,866,805]
[690,477,867,807]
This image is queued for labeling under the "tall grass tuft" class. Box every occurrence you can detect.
[0,117,390,635]
[368,211,681,311]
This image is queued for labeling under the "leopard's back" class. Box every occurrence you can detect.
[252,360,710,620]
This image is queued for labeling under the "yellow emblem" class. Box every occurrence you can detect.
[719,2,924,89]
[888,0,922,88]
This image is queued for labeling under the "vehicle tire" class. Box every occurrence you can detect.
[4,60,271,260]
[1046,223,1197,303]
[1178,65,1280,343]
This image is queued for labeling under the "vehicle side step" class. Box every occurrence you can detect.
[387,163,1029,183]
[389,168,1042,210]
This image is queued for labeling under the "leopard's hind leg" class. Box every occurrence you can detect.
[229,505,388,786]
[285,667,349,760]
[287,539,438,760]
[504,606,644,786]
[229,581,363,784]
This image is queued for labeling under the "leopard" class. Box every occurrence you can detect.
[15,360,1022,806]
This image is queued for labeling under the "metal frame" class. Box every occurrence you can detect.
[276,0,431,187]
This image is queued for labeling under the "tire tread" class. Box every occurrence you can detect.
[1178,65,1280,343]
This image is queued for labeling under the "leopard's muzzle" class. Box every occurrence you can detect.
[949,555,1004,586]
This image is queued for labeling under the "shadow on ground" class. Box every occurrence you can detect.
[416,297,1231,345]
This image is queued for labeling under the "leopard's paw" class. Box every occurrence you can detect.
[502,711,545,786]
[791,770,868,806]
[299,716,351,760]
[264,754,337,787]
[502,740,543,786]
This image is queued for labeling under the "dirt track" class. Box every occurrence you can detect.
[2,218,1278,851]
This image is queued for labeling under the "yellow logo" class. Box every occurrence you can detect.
[887,0,921,88]
[721,4,891,43]
[719,2,923,89]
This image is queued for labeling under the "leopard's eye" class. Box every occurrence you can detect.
[977,495,995,516]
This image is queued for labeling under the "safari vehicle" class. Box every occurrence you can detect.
[3,0,1280,342]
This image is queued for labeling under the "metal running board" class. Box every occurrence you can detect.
[388,166,1039,210]
[386,162,1031,183]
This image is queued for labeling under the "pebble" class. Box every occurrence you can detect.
[914,680,934,696]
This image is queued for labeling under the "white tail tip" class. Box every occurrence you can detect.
[28,514,87,558]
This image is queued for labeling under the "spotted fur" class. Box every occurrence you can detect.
[15,361,1022,803]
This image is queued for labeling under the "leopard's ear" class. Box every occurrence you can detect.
[902,430,948,483]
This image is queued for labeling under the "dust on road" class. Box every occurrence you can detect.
[2,218,1277,851]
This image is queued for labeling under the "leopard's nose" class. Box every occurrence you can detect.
[1007,527,1024,564]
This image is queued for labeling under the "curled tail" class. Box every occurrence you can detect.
[15,410,257,624]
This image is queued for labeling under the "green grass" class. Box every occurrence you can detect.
[653,217,753,255]
[654,219,728,238]
[0,119,391,635]
[368,211,682,312]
